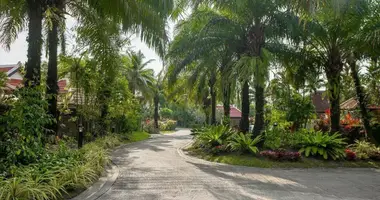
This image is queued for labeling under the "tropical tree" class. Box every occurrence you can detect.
[294,0,376,135]
[122,51,155,97]
[345,0,379,144]
[170,1,299,135]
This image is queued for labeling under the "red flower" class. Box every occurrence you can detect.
[215,145,222,149]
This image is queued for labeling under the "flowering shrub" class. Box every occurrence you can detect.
[340,113,360,129]
[260,150,301,161]
[345,149,357,161]
[160,120,177,131]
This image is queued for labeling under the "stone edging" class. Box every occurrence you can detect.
[70,136,152,200]
[70,161,119,200]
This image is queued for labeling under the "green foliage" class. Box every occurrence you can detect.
[0,88,54,168]
[195,125,234,147]
[348,140,380,160]
[159,120,177,131]
[228,133,262,154]
[0,135,122,200]
[298,131,347,160]
[286,93,315,129]
[160,108,173,119]
[122,51,155,97]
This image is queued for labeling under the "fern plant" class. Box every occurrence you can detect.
[228,133,262,154]
[298,131,347,160]
[196,125,234,147]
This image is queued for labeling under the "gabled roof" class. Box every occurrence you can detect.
[341,97,380,110]
[1,63,69,94]
[216,105,242,118]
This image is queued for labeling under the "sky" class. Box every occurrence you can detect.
[0,17,175,75]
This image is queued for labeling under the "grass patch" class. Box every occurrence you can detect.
[186,146,380,169]
[160,130,176,134]
[125,131,150,142]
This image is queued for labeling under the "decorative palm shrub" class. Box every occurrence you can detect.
[196,125,234,147]
[228,133,262,154]
[297,131,347,160]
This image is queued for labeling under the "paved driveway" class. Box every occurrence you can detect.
[97,129,380,200]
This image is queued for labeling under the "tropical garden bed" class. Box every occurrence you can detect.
[188,125,380,169]
[0,131,149,200]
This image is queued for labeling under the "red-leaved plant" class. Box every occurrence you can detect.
[345,149,357,161]
[260,150,301,161]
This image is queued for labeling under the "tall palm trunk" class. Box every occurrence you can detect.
[251,24,265,136]
[325,49,343,133]
[202,94,211,125]
[47,0,64,134]
[240,81,250,133]
[253,84,264,136]
[25,0,43,87]
[222,83,231,125]
[349,58,377,145]
[154,92,159,129]
[209,73,217,125]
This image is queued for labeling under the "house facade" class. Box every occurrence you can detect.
[216,105,242,127]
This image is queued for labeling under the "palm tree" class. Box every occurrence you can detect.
[0,0,44,87]
[169,1,298,134]
[345,0,379,144]
[293,0,372,133]
[123,51,155,97]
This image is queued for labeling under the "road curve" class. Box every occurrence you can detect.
[95,129,380,200]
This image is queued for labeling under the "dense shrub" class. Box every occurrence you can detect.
[228,133,262,154]
[142,119,177,133]
[160,108,173,119]
[0,135,121,200]
[297,131,347,160]
[348,140,380,160]
[263,127,306,150]
[142,120,158,134]
[260,150,301,161]
[159,120,177,131]
[0,88,54,169]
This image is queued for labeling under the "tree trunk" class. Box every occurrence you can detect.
[25,0,43,87]
[222,83,231,125]
[47,0,63,135]
[325,57,342,134]
[202,95,211,125]
[209,74,217,125]
[98,88,110,136]
[240,81,250,133]
[253,84,265,137]
[154,92,159,129]
[349,59,377,145]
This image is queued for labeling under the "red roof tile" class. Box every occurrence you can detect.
[7,79,22,87]
[0,67,13,73]
[216,105,242,118]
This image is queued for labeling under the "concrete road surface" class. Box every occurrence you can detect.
[84,129,380,200]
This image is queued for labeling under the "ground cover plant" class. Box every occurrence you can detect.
[0,132,149,200]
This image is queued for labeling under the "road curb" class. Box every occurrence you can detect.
[70,161,119,200]
[70,136,153,200]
